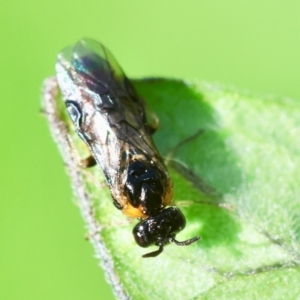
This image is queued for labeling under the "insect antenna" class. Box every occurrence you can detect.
[172,236,201,246]
[142,245,164,258]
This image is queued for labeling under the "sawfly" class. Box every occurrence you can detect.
[55,38,200,257]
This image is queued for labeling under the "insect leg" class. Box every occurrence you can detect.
[80,155,97,168]
[148,124,159,135]
[169,160,234,211]
[165,128,204,164]
[145,104,160,134]
[164,129,234,211]
[175,199,234,211]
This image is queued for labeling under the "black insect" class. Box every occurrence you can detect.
[56,38,200,257]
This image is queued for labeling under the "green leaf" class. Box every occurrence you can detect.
[43,77,300,300]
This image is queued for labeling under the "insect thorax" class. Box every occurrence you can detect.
[112,151,173,219]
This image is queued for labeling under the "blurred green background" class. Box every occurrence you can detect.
[1,1,299,299]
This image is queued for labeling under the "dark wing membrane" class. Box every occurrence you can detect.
[56,39,165,192]
[71,39,125,97]
[57,39,163,162]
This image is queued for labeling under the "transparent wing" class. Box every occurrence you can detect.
[56,38,165,191]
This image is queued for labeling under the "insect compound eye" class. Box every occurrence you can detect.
[65,100,83,129]
[124,161,165,215]
[132,207,186,249]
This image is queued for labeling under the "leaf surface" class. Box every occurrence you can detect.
[44,77,300,299]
